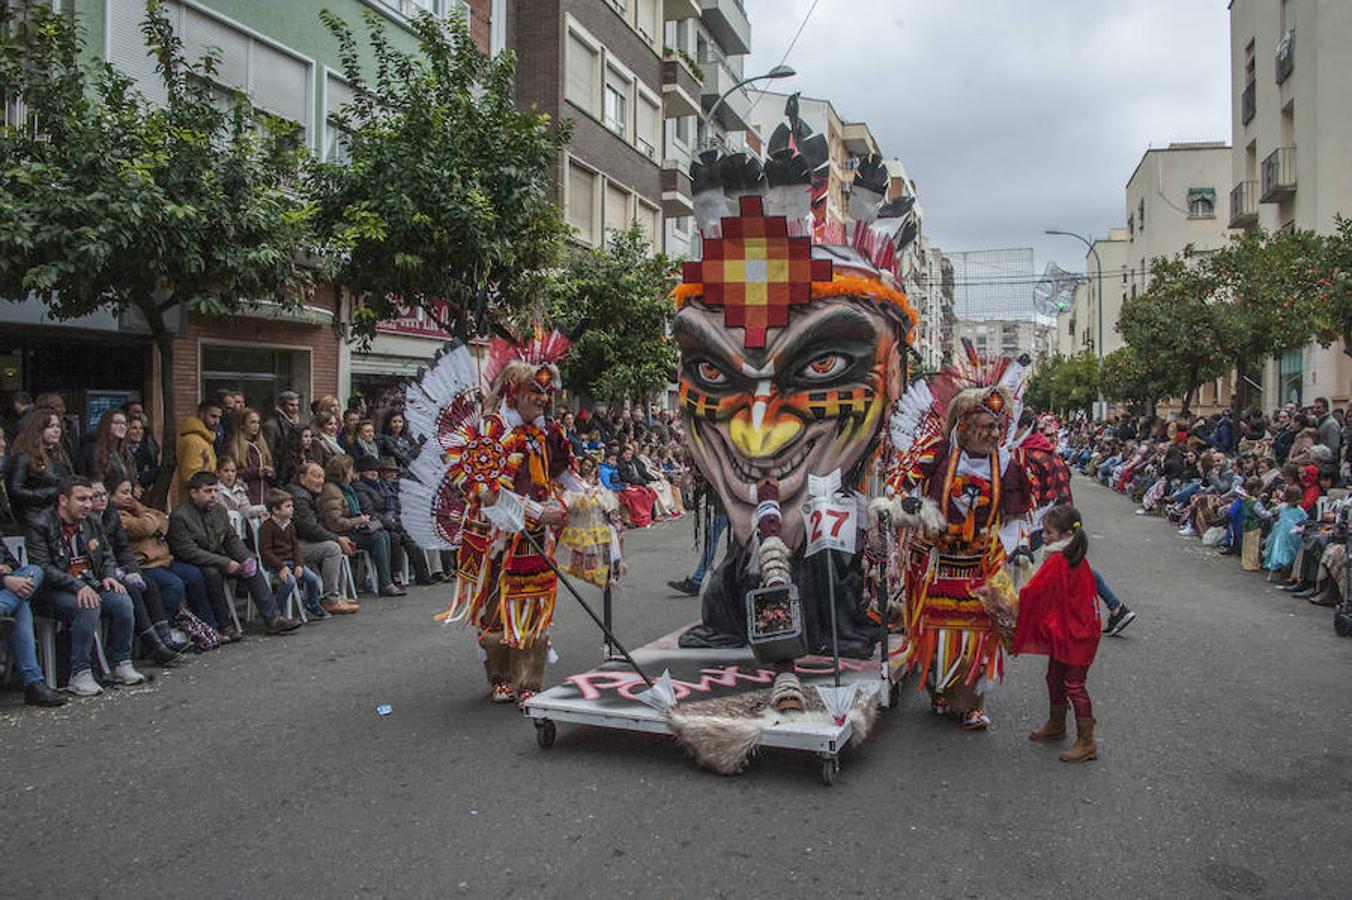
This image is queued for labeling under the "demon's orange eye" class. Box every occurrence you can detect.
[696,361,729,385]
[801,354,847,381]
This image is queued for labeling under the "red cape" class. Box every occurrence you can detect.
[1013,551,1101,666]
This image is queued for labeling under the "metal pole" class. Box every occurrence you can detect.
[825,550,841,688]
[1046,230,1104,420]
[700,65,795,151]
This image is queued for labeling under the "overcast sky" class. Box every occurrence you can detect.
[741,0,1233,275]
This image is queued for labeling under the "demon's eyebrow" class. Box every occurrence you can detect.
[672,310,748,366]
[767,304,877,367]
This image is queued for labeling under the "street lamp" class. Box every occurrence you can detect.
[1046,229,1105,421]
[701,64,795,150]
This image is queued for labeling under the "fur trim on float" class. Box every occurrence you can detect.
[665,686,880,775]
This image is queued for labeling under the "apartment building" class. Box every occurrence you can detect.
[910,238,954,373]
[661,0,756,257]
[509,0,683,255]
[1230,0,1352,407]
[954,318,1051,364]
[0,0,490,433]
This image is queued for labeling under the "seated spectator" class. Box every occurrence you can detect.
[175,400,221,498]
[258,489,326,620]
[354,454,433,586]
[350,419,380,462]
[377,456,451,581]
[122,398,160,463]
[0,528,66,705]
[5,407,73,524]
[230,408,275,508]
[638,442,682,518]
[79,408,136,487]
[311,394,342,423]
[1260,484,1309,578]
[27,476,145,696]
[126,415,159,495]
[89,480,184,666]
[610,446,657,528]
[0,428,20,536]
[261,390,302,459]
[109,478,219,650]
[311,412,344,471]
[287,462,359,614]
[275,425,316,489]
[320,454,403,597]
[337,408,362,453]
[378,411,417,471]
[167,471,301,638]
[215,457,266,521]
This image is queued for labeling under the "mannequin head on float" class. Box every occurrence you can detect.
[492,359,560,425]
[674,279,912,549]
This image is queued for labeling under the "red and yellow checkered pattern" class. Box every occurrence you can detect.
[681,196,833,349]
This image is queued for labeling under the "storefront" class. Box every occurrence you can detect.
[346,301,474,420]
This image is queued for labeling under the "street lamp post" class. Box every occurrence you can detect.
[700,64,795,150]
[1046,229,1105,421]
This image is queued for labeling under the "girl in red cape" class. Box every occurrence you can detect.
[1013,504,1101,763]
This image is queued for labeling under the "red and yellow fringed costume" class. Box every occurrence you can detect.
[880,341,1031,728]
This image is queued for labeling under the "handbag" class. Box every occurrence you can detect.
[173,606,221,651]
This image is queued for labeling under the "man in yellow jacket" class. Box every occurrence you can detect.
[176,400,222,498]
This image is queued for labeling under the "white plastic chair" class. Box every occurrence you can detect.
[224,510,254,625]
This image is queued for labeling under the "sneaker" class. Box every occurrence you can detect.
[666,577,700,596]
[66,669,103,696]
[218,625,243,643]
[305,603,332,620]
[961,709,991,730]
[264,616,303,634]
[24,680,67,707]
[1134,508,1147,515]
[1104,606,1137,636]
[110,661,146,686]
[1177,524,1197,537]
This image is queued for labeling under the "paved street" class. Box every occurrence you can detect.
[3,477,1350,899]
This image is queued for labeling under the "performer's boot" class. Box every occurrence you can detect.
[1029,705,1069,742]
[481,633,514,703]
[1059,717,1098,763]
[510,640,549,710]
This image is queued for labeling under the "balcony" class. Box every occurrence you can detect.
[1229,180,1259,228]
[700,0,750,55]
[661,57,700,119]
[840,121,880,158]
[1260,146,1296,202]
[1275,29,1294,84]
[698,49,753,132]
[1241,81,1255,125]
[661,162,694,217]
[664,0,700,21]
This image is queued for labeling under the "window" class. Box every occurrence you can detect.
[566,159,599,245]
[324,74,356,164]
[201,344,310,414]
[1138,198,1145,230]
[1127,214,1134,238]
[604,83,627,136]
[1187,188,1216,218]
[636,92,660,158]
[565,29,600,114]
[674,114,690,145]
[635,199,660,247]
[635,0,658,42]
[604,180,632,237]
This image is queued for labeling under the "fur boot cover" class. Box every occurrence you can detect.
[665,686,879,775]
[868,495,945,537]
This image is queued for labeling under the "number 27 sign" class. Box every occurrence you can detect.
[801,496,856,557]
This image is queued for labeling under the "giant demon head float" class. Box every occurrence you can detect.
[673,96,920,549]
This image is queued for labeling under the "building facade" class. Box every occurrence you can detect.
[1,0,485,438]
[1230,0,1352,408]
[954,318,1051,364]
[1054,228,1129,360]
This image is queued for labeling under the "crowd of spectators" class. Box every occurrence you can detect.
[0,388,699,708]
[1057,397,1352,624]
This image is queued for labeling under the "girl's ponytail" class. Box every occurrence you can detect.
[1044,504,1088,567]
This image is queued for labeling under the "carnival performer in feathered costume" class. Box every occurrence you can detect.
[400,330,577,708]
[874,339,1031,730]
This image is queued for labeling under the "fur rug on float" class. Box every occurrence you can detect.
[665,687,880,775]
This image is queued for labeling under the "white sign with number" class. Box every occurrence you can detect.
[801,495,857,557]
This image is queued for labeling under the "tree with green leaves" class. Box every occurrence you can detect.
[1101,345,1164,413]
[1310,217,1352,360]
[1025,351,1101,415]
[0,0,321,502]
[542,224,678,406]
[1207,228,1323,414]
[312,8,571,343]
[1116,251,1227,413]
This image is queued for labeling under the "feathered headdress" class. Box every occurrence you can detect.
[483,325,572,394]
[673,93,919,349]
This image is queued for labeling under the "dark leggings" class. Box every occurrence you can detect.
[1046,659,1093,719]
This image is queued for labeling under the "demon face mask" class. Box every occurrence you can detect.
[674,197,913,549]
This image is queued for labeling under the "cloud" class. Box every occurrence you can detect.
[741,0,1232,274]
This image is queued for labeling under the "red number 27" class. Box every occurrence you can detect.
[809,506,850,542]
